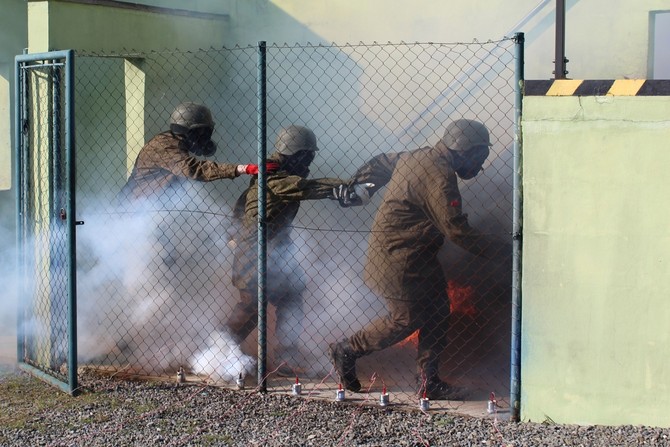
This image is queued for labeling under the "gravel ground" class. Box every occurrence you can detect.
[1,365,669,447]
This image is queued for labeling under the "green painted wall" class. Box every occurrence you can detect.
[27,1,230,53]
[521,95,670,427]
[0,2,27,342]
[0,0,27,192]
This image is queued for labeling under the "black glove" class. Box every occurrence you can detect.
[332,183,375,208]
[332,184,355,207]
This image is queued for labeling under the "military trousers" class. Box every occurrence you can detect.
[227,287,305,362]
[347,284,451,376]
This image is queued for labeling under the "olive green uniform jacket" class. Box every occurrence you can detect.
[228,171,346,354]
[350,145,506,300]
[119,131,239,201]
[231,172,345,291]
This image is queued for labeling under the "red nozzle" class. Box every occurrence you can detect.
[382,386,387,395]
[490,392,496,401]
[338,383,343,391]
[295,376,299,384]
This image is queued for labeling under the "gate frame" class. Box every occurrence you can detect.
[14,49,78,395]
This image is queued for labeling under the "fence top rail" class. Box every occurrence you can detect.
[16,50,74,64]
[74,37,515,59]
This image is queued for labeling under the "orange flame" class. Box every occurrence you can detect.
[447,280,477,317]
[397,330,419,348]
[396,281,478,348]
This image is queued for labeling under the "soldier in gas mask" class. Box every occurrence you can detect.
[228,125,373,377]
[111,103,279,361]
[328,119,511,400]
[118,102,276,202]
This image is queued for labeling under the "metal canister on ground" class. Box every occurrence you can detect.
[380,385,390,406]
[336,384,345,401]
[292,378,302,396]
[380,392,390,407]
[419,397,430,411]
[177,367,185,383]
[487,392,497,414]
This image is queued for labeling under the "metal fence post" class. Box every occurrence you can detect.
[510,31,525,422]
[257,40,268,392]
[64,49,78,394]
[14,51,25,367]
[554,0,568,79]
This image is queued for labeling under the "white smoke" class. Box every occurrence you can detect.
[189,329,255,382]
[0,215,26,365]
[0,227,17,337]
[69,175,389,384]
[75,183,248,381]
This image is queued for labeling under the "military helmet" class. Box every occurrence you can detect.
[170,102,215,131]
[441,119,491,152]
[275,125,319,156]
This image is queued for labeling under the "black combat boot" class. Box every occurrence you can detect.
[419,376,467,400]
[417,359,467,400]
[328,340,361,392]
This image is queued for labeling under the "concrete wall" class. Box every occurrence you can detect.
[0,0,27,192]
[0,0,28,192]
[26,1,230,53]
[0,0,27,344]
[521,82,670,427]
[219,0,670,80]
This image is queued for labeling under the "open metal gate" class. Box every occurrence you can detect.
[15,50,79,394]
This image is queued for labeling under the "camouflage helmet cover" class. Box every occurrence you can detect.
[275,125,319,156]
[441,119,492,152]
[170,102,215,131]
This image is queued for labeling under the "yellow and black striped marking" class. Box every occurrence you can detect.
[524,79,670,96]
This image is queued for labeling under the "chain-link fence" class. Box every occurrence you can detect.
[20,38,518,406]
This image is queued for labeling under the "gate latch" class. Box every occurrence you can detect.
[59,208,85,225]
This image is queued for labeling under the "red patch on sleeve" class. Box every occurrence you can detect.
[450,199,460,207]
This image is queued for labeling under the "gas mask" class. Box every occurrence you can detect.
[451,145,489,180]
[280,150,316,178]
[186,127,217,157]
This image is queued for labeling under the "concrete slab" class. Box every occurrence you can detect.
[81,365,510,420]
